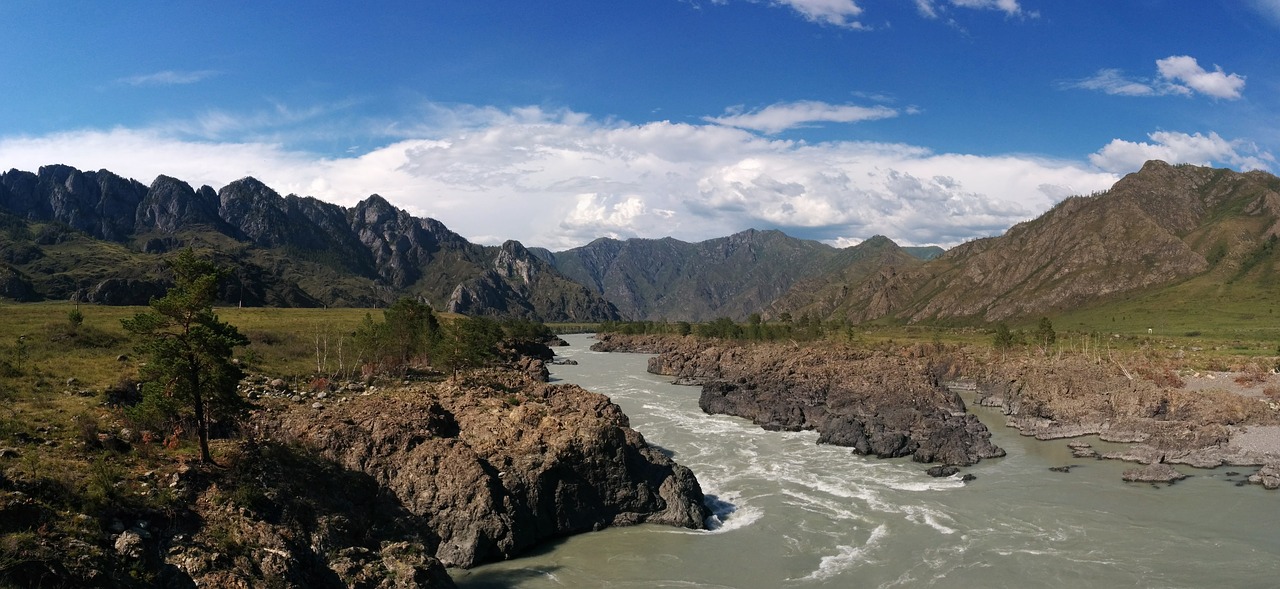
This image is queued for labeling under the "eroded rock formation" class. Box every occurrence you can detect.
[593,333,1004,466]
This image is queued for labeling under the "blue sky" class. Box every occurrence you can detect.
[1,0,1277,249]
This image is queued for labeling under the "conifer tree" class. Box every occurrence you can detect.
[123,249,248,464]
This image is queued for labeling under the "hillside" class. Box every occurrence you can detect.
[0,165,620,321]
[537,229,930,322]
[772,161,1280,324]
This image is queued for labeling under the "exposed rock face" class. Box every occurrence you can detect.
[975,355,1280,472]
[258,373,708,568]
[0,165,149,241]
[594,334,1004,466]
[0,166,622,320]
[162,442,458,589]
[136,175,227,235]
[449,241,622,322]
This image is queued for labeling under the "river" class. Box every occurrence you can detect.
[453,334,1280,588]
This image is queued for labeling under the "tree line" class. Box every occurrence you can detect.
[599,311,850,342]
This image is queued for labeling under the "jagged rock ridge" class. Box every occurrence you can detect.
[0,165,620,321]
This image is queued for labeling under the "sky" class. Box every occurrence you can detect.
[1,0,1277,250]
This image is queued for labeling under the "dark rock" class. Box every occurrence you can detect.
[926,465,959,477]
[1049,465,1074,473]
[613,336,1007,466]
[258,375,708,569]
[0,265,39,301]
[961,474,977,482]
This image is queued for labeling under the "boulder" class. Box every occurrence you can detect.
[1248,464,1280,490]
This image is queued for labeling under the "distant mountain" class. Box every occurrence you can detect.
[538,229,912,321]
[765,235,926,321]
[0,165,620,321]
[9,160,1266,327]
[772,161,1280,323]
[903,245,945,261]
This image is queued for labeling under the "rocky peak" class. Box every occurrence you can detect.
[218,177,291,247]
[136,175,224,234]
[494,240,538,285]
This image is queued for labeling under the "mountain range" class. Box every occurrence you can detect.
[2,161,1277,325]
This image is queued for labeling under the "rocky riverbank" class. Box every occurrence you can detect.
[591,333,1005,467]
[974,355,1280,486]
[593,333,1280,488]
[0,369,708,587]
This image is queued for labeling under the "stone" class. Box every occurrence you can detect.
[1122,463,1187,484]
[1248,464,1280,490]
[114,530,145,559]
[926,465,960,477]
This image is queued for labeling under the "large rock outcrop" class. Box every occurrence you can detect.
[258,373,708,568]
[593,333,1004,466]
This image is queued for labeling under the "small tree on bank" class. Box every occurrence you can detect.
[992,322,1015,352]
[433,316,502,381]
[123,249,248,464]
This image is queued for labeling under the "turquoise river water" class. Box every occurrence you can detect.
[452,334,1280,588]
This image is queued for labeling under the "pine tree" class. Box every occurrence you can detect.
[122,249,248,464]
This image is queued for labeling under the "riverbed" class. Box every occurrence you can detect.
[453,334,1279,588]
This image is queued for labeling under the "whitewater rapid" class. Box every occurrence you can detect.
[453,335,1280,588]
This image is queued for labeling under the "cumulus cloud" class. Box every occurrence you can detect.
[1155,55,1246,100]
[1069,56,1245,100]
[117,70,219,87]
[704,100,900,134]
[1089,131,1275,173]
[0,104,1120,250]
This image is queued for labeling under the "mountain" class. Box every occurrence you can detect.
[537,229,926,322]
[764,235,927,321]
[772,160,1280,324]
[538,230,820,321]
[0,165,620,321]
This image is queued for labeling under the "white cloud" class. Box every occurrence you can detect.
[915,0,1032,18]
[772,0,867,29]
[1155,55,1246,100]
[1070,56,1246,100]
[704,100,900,133]
[0,104,1120,250]
[117,70,219,87]
[1068,69,1156,97]
[1089,131,1275,173]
